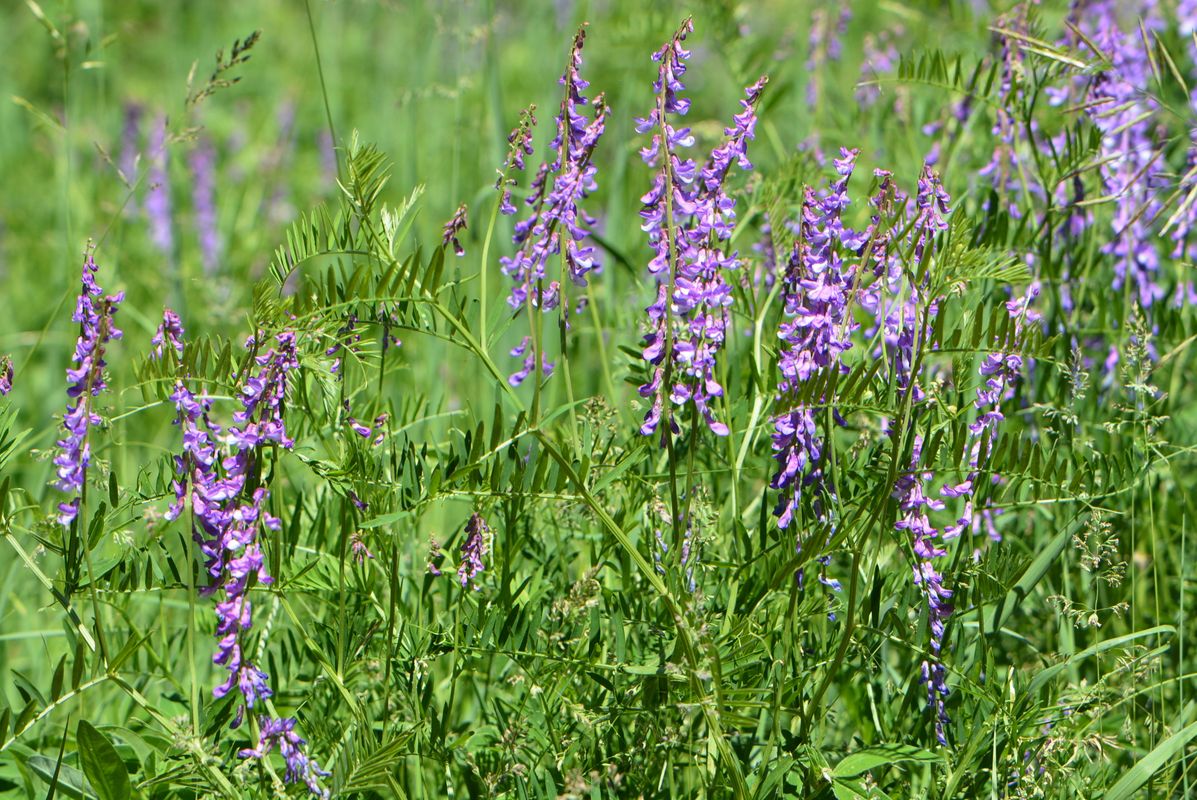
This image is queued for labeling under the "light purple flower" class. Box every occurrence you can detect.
[501,27,609,385]
[166,322,326,796]
[53,250,124,526]
[0,356,12,396]
[637,18,767,441]
[441,203,468,257]
[457,512,491,590]
[770,149,858,534]
[240,716,330,798]
[188,135,221,276]
[146,115,174,258]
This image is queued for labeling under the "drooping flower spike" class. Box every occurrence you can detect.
[165,319,327,796]
[442,203,468,256]
[54,249,124,527]
[500,26,610,385]
[458,512,491,591]
[0,356,12,396]
[770,148,858,534]
[637,17,767,441]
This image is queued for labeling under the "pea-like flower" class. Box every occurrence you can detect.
[54,250,124,527]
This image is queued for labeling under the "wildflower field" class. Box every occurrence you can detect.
[2,0,1197,796]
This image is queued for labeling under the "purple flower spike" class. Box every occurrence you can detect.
[53,249,124,527]
[500,27,609,384]
[770,149,858,537]
[441,203,469,256]
[241,716,330,799]
[0,355,12,396]
[152,308,186,359]
[637,18,766,441]
[458,512,491,590]
[166,321,326,796]
[189,135,221,276]
[146,114,174,258]
[896,437,953,745]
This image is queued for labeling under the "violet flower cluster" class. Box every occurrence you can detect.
[146,114,174,259]
[770,149,859,533]
[163,322,327,797]
[979,11,1044,219]
[54,252,124,527]
[0,356,12,396]
[1050,1,1166,309]
[893,435,952,744]
[939,284,1041,542]
[457,512,491,590]
[499,27,609,385]
[442,203,469,257]
[873,165,954,743]
[805,7,851,106]
[189,135,221,276]
[637,18,767,441]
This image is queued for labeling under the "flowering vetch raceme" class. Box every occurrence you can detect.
[1051,1,1166,309]
[637,17,767,440]
[165,321,327,796]
[442,203,468,256]
[152,307,185,359]
[146,114,174,258]
[770,149,858,533]
[189,135,221,276]
[54,250,124,527]
[500,26,609,385]
[458,512,491,590]
[940,283,1040,542]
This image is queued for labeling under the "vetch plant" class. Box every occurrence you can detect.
[3,5,1197,799]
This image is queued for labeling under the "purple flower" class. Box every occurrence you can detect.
[152,308,186,359]
[979,12,1045,219]
[770,149,858,534]
[146,114,174,258]
[166,323,326,796]
[457,512,491,590]
[1170,129,1197,265]
[496,105,538,215]
[938,283,1039,541]
[441,203,468,256]
[508,336,554,387]
[895,437,952,745]
[856,28,901,108]
[350,531,374,564]
[0,355,12,396]
[805,7,851,106]
[241,716,330,799]
[1055,1,1165,308]
[188,135,221,276]
[500,27,609,385]
[53,250,124,527]
[427,537,444,576]
[637,18,767,441]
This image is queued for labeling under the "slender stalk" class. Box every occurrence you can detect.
[305,0,341,184]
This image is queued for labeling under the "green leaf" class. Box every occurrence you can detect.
[26,755,96,800]
[76,721,130,800]
[1104,711,1197,800]
[833,744,940,778]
